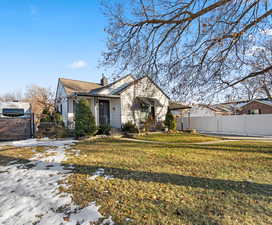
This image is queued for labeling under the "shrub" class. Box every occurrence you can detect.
[42,108,50,115]
[97,124,111,135]
[75,98,97,138]
[143,115,155,131]
[155,121,165,131]
[122,121,139,133]
[164,111,176,131]
[40,107,53,122]
[40,117,51,123]
[53,111,63,122]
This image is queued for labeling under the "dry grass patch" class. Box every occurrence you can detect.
[135,133,221,143]
[63,139,272,225]
[0,145,49,166]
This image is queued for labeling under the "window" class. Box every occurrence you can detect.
[60,104,63,114]
[248,109,261,114]
[2,108,25,117]
[139,104,155,121]
[73,100,77,113]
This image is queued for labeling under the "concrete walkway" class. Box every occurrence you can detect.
[202,133,272,141]
[120,136,272,145]
[120,137,162,144]
[193,139,237,145]
[120,137,237,145]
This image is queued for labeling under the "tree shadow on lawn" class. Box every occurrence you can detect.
[162,143,272,154]
[0,154,271,197]
[89,139,272,154]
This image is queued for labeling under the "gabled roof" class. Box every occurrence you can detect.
[196,104,232,114]
[236,99,272,109]
[89,74,135,95]
[169,101,191,110]
[59,78,102,95]
[136,97,163,107]
[58,75,170,100]
[114,76,171,99]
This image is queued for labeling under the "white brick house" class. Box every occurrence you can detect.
[55,75,169,129]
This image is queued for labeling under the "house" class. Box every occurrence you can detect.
[187,98,272,117]
[168,101,191,117]
[0,102,32,118]
[184,104,232,117]
[220,98,272,115]
[55,75,169,129]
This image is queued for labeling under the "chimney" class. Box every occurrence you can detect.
[100,75,108,86]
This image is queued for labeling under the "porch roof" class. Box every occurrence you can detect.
[136,97,163,107]
[169,101,191,110]
[72,92,121,99]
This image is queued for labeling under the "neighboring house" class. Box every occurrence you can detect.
[218,98,272,115]
[168,101,191,117]
[188,98,272,117]
[238,100,272,114]
[185,104,231,117]
[55,75,169,129]
[0,102,31,118]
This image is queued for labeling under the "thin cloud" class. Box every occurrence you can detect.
[68,60,88,69]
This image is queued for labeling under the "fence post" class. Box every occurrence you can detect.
[32,113,35,138]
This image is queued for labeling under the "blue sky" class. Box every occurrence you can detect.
[0,0,108,94]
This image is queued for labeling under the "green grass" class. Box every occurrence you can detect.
[134,132,221,143]
[63,138,272,225]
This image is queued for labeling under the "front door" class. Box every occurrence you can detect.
[99,100,110,125]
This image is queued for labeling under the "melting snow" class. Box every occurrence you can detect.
[0,138,76,147]
[0,139,114,225]
[89,168,114,180]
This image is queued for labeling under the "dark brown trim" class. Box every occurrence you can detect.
[75,93,121,99]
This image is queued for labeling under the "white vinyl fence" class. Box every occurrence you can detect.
[180,114,272,136]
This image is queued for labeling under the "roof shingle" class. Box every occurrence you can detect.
[59,78,102,95]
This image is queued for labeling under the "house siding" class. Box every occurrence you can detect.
[109,98,121,128]
[185,106,218,117]
[120,77,169,126]
[55,82,69,126]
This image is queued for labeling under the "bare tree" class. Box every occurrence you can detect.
[24,85,55,116]
[236,38,272,100]
[0,91,22,102]
[102,0,272,101]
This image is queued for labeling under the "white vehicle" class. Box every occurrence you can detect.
[0,102,32,118]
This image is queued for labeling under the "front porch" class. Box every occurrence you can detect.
[67,95,122,129]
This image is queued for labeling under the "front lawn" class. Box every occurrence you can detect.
[134,132,221,143]
[63,139,272,225]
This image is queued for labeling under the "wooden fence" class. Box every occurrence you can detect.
[0,114,35,141]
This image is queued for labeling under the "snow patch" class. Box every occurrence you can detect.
[0,138,77,147]
[89,168,114,180]
[0,139,114,225]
